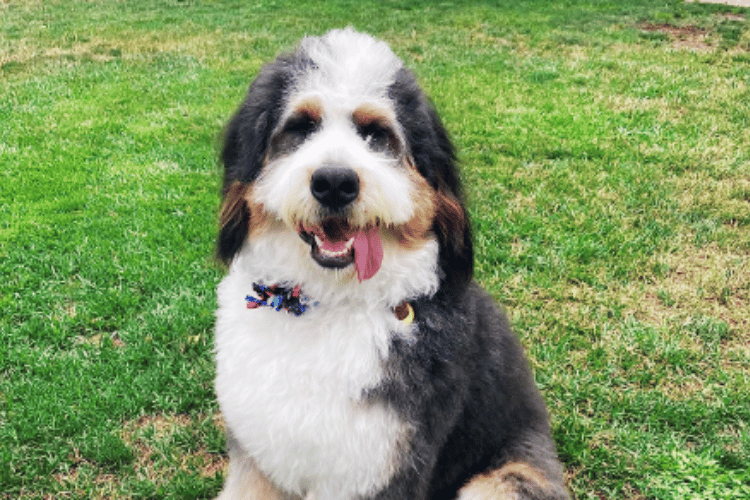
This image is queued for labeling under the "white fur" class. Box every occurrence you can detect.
[256,28,413,233]
[254,124,416,232]
[216,235,439,499]
[215,28,439,500]
[296,28,403,108]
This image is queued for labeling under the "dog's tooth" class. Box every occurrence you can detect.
[313,234,356,258]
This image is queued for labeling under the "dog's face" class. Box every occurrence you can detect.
[253,60,434,282]
[219,29,473,288]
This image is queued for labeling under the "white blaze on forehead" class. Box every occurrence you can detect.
[296,28,403,105]
[254,28,419,242]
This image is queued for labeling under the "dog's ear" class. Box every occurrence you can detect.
[433,177,474,290]
[217,55,304,264]
[217,181,250,265]
[221,60,294,190]
[216,105,260,265]
[390,69,474,288]
[424,104,473,289]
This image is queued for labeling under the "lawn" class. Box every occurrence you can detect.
[1,0,749,498]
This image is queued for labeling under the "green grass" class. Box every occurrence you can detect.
[1,0,749,498]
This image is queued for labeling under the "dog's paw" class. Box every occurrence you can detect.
[457,462,569,500]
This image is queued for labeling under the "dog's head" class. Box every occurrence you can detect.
[218,28,472,289]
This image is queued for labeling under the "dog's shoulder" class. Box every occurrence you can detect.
[372,281,554,498]
[388,281,534,382]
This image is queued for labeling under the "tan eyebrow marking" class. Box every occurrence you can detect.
[288,96,324,123]
[352,103,395,128]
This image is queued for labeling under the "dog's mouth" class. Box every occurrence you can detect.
[299,218,383,282]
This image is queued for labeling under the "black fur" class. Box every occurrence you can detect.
[216,32,569,500]
[387,68,473,290]
[218,53,311,263]
[368,284,569,499]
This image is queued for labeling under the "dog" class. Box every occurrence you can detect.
[214,28,570,500]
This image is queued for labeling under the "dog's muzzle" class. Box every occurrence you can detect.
[300,165,383,282]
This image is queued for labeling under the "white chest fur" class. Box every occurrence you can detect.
[215,276,413,499]
[215,234,439,499]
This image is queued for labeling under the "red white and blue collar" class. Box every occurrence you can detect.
[245,282,414,324]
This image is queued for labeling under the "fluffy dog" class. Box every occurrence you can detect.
[214,28,569,500]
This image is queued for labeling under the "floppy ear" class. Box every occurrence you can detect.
[216,104,260,265]
[217,54,304,264]
[428,125,474,290]
[389,69,474,289]
[217,181,250,265]
[433,177,474,290]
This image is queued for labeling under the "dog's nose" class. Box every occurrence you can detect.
[310,166,360,210]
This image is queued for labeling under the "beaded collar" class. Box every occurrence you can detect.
[245,282,414,324]
[245,283,313,316]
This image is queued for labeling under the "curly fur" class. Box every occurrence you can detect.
[214,28,569,500]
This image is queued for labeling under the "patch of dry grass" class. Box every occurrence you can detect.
[121,413,226,482]
[43,414,226,500]
[624,244,750,338]
[640,22,715,52]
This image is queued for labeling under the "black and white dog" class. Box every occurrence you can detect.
[214,28,569,500]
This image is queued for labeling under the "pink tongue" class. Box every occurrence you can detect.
[352,227,383,282]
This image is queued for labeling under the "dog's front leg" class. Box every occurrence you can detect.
[364,462,435,500]
[456,456,569,500]
[216,434,301,500]
[457,442,570,500]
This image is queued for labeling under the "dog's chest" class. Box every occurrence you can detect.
[215,284,408,498]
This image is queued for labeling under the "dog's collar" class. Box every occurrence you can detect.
[245,282,414,324]
[245,283,312,316]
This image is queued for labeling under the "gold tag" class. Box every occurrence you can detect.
[394,302,414,324]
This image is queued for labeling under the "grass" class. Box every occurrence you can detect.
[1,0,749,498]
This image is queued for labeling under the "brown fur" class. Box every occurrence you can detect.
[390,158,438,248]
[220,182,250,234]
[457,462,567,500]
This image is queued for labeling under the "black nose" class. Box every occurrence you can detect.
[310,166,360,210]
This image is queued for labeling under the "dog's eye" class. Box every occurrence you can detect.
[272,116,320,156]
[358,122,394,153]
[284,116,319,138]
